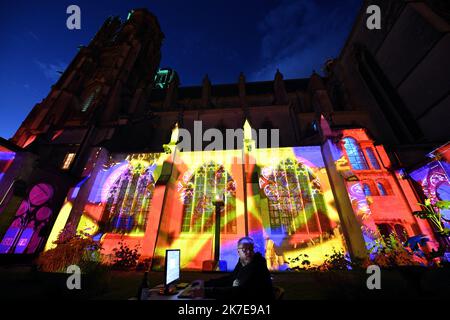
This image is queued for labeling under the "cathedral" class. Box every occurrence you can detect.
[0,1,449,271]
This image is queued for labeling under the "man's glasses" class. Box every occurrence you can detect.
[237,246,253,252]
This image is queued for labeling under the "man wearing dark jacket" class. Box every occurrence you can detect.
[195,237,274,301]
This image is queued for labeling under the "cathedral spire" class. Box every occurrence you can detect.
[163,72,179,109]
[238,72,248,109]
[201,74,211,108]
[273,69,288,105]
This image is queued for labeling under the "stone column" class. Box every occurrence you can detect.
[321,139,367,260]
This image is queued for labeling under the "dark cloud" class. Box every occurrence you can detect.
[250,0,362,81]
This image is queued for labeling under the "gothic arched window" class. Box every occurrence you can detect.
[260,159,331,235]
[363,183,372,196]
[377,182,387,196]
[394,224,408,243]
[376,223,393,240]
[179,162,237,234]
[81,87,100,112]
[102,160,155,234]
[342,137,369,170]
[365,148,381,169]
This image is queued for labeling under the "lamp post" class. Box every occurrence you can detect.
[213,193,225,263]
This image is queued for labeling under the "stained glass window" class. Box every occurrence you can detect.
[377,182,387,196]
[180,162,237,234]
[81,87,100,112]
[62,153,76,170]
[365,148,380,169]
[102,162,155,233]
[363,183,371,196]
[260,159,331,235]
[343,137,368,170]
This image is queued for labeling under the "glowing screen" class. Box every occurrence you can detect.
[165,249,180,285]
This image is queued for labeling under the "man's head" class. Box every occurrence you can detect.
[237,237,255,266]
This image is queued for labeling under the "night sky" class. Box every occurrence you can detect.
[0,0,362,139]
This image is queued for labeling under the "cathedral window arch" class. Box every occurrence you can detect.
[179,162,237,234]
[342,137,369,170]
[365,147,381,169]
[394,224,408,242]
[376,179,392,196]
[81,87,101,112]
[102,156,155,234]
[259,158,331,235]
[363,183,372,196]
[377,182,387,196]
[376,223,393,240]
[361,180,378,196]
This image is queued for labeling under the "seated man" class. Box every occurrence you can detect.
[191,237,274,301]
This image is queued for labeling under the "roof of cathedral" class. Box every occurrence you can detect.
[149,78,310,102]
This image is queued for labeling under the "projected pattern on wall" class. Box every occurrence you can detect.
[0,183,54,254]
[178,162,237,234]
[259,159,330,236]
[411,161,450,228]
[102,161,155,234]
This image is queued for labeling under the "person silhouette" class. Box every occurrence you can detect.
[191,237,274,300]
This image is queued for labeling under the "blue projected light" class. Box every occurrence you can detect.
[0,152,15,161]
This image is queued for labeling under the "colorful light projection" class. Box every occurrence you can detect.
[342,137,369,170]
[44,200,72,251]
[102,163,155,234]
[251,146,346,269]
[0,183,54,254]
[178,162,237,234]
[410,161,450,229]
[153,149,245,271]
[0,146,15,182]
[78,154,159,237]
[346,181,378,244]
[259,159,328,235]
[328,131,381,250]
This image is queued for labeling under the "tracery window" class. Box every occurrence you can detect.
[259,159,331,235]
[81,87,100,112]
[102,160,155,233]
[377,182,388,196]
[363,183,372,196]
[376,223,393,240]
[343,137,369,170]
[365,148,381,169]
[179,162,237,234]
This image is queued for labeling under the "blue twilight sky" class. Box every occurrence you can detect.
[0,0,362,139]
